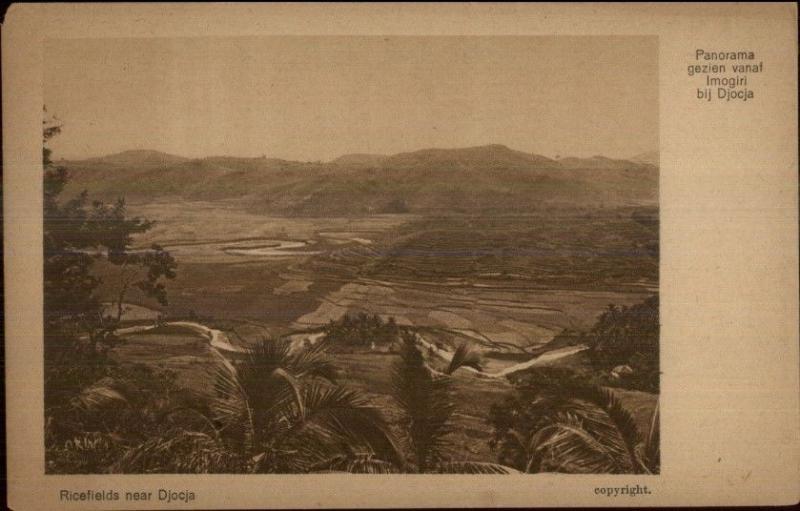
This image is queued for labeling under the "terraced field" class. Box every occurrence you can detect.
[291,279,651,354]
[285,208,657,368]
[349,210,658,291]
[98,202,656,352]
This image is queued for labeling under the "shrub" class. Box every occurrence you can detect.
[584,295,659,392]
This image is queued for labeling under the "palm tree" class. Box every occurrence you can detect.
[310,332,517,474]
[509,383,659,474]
[114,337,405,473]
[388,332,517,473]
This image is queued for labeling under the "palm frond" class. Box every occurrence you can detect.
[241,336,338,382]
[310,453,400,474]
[445,343,482,375]
[236,338,337,418]
[550,400,630,461]
[642,399,660,473]
[527,415,623,473]
[70,377,129,412]
[286,341,340,382]
[112,429,241,473]
[208,349,255,451]
[519,382,650,474]
[268,367,305,419]
[432,461,520,474]
[162,406,221,437]
[275,383,405,473]
[568,385,647,473]
[242,338,293,376]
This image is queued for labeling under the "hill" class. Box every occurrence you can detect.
[330,153,388,168]
[59,144,658,215]
[557,155,642,170]
[629,150,659,167]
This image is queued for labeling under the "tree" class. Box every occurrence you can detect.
[322,313,402,350]
[585,295,659,392]
[110,243,177,322]
[113,338,405,473]
[385,332,515,473]
[42,108,176,346]
[42,109,178,465]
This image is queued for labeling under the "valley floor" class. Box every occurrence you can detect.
[97,201,659,467]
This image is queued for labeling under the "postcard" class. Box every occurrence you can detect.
[3,3,798,508]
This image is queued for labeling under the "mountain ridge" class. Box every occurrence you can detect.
[58,144,658,215]
[63,144,657,171]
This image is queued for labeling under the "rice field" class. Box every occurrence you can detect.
[100,202,657,355]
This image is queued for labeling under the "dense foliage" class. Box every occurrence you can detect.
[486,294,660,475]
[488,367,659,474]
[113,339,404,473]
[45,363,194,473]
[47,333,515,474]
[584,295,659,392]
[43,114,176,360]
[43,111,178,471]
[322,312,400,350]
[375,332,515,474]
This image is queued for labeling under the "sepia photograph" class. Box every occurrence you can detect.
[41,35,660,475]
[3,3,797,509]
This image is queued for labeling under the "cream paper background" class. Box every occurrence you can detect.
[3,3,798,508]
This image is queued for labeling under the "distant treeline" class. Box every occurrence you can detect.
[323,312,401,348]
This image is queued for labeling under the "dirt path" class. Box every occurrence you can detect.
[115,321,244,353]
[414,333,587,379]
[116,320,584,378]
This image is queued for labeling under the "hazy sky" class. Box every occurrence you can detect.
[45,36,657,161]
